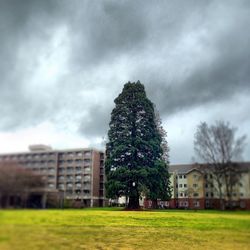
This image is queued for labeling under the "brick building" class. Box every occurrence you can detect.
[0,145,106,208]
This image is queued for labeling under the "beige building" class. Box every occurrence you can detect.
[0,145,106,207]
[145,163,250,210]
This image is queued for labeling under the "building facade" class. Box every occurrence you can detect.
[145,163,250,210]
[0,145,106,207]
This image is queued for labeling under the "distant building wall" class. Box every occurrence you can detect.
[0,146,105,208]
[144,163,250,210]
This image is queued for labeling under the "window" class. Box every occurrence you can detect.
[205,200,210,208]
[67,175,73,180]
[84,151,92,158]
[59,167,65,173]
[193,193,199,197]
[205,184,208,188]
[206,192,209,197]
[179,175,182,179]
[179,184,182,188]
[67,183,73,188]
[75,183,82,188]
[180,192,183,197]
[58,184,64,190]
[67,167,74,173]
[76,152,83,157]
[175,184,178,188]
[193,201,200,207]
[193,174,197,178]
[211,192,214,197]
[240,193,244,197]
[240,201,246,208]
[48,183,54,188]
[76,175,82,180]
[84,159,91,165]
[184,184,187,188]
[183,175,186,179]
[84,167,91,172]
[75,190,81,194]
[193,183,198,188]
[84,174,91,181]
[48,167,55,172]
[76,166,82,172]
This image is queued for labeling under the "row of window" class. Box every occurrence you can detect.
[175,174,200,179]
[177,192,199,198]
[58,174,91,180]
[24,160,56,165]
[58,151,92,158]
[176,175,186,179]
[60,189,91,194]
[58,183,91,189]
[58,159,91,164]
[30,167,56,172]
[176,183,199,188]
[0,153,56,161]
[63,190,91,195]
[59,166,91,171]
[177,201,200,207]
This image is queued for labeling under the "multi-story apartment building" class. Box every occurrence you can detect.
[145,163,250,210]
[0,145,106,208]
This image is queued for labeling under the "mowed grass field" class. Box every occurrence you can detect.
[0,208,250,250]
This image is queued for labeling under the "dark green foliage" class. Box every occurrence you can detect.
[105,81,171,209]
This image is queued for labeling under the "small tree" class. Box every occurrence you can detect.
[105,81,171,209]
[194,121,246,209]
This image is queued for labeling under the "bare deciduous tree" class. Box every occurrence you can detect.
[0,161,45,208]
[194,121,246,209]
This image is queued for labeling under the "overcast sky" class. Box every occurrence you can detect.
[0,0,249,164]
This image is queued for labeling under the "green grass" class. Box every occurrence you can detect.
[0,208,250,250]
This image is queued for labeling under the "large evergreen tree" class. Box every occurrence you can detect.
[105,81,171,209]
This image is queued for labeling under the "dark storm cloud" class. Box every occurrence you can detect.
[145,35,250,116]
[0,0,249,142]
[78,104,111,138]
[134,0,250,116]
[0,0,66,129]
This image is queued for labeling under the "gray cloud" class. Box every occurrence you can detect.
[0,0,249,162]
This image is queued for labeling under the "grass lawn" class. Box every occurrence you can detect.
[0,208,249,250]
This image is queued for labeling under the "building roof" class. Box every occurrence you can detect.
[169,162,250,173]
[0,147,104,156]
[169,164,200,174]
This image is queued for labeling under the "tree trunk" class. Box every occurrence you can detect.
[127,196,140,209]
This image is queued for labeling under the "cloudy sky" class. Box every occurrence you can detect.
[0,0,249,164]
